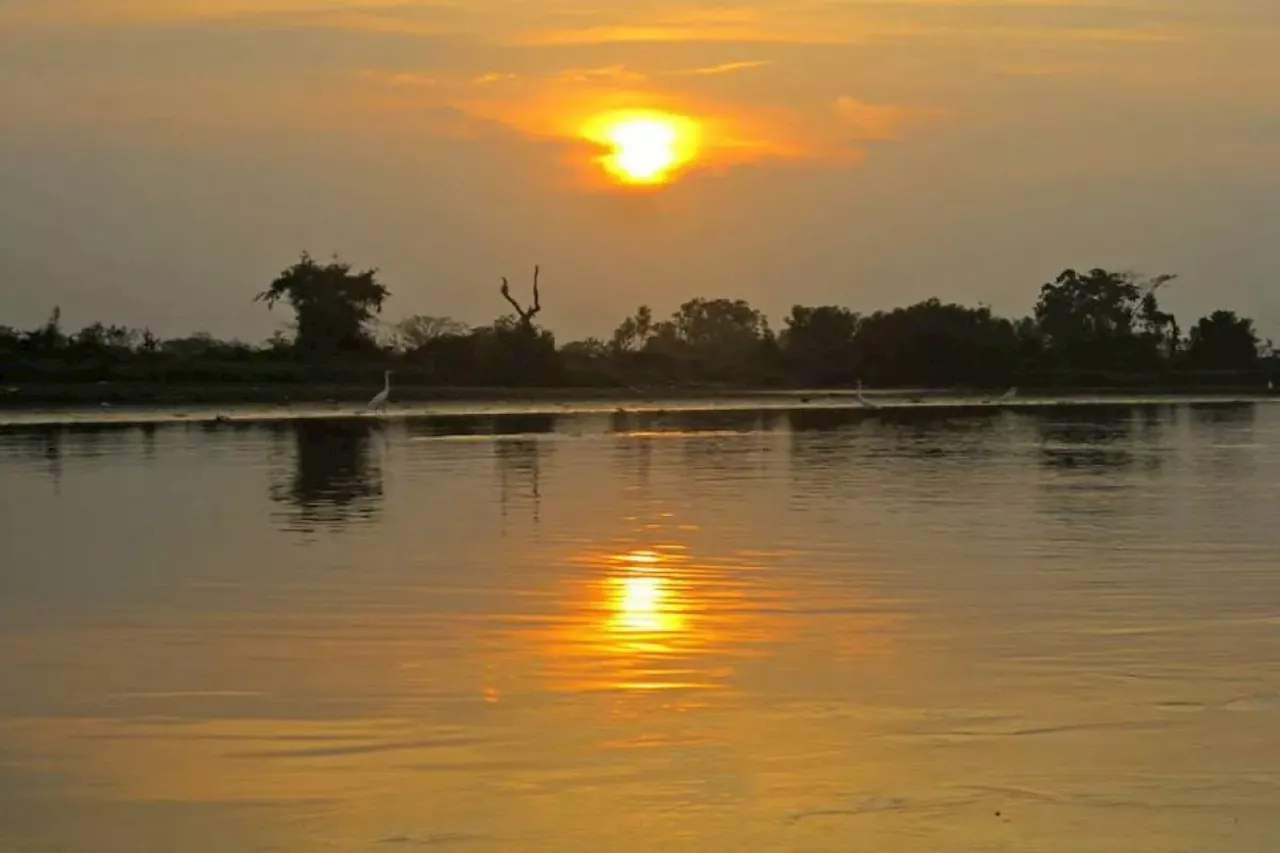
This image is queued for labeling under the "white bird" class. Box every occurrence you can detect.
[855,380,879,410]
[368,370,392,414]
[1000,386,1018,400]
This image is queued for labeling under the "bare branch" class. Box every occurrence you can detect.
[497,265,544,329]
[1143,273,1178,296]
[499,277,527,318]
[529,265,542,319]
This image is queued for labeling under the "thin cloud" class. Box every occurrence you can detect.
[357,66,939,184]
[508,24,862,47]
[833,96,944,142]
[359,70,440,89]
[674,60,775,77]
[553,65,648,84]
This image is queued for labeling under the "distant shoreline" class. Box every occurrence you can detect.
[1,381,1275,408]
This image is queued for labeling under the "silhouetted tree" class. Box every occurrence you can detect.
[1185,310,1260,370]
[22,306,65,353]
[472,318,563,386]
[853,300,1019,387]
[392,315,469,352]
[71,322,140,355]
[665,297,772,382]
[3,261,1275,396]
[1034,269,1171,371]
[255,253,390,356]
[1137,275,1180,362]
[499,265,543,333]
[161,332,252,360]
[610,305,655,354]
[474,265,563,385]
[780,305,860,386]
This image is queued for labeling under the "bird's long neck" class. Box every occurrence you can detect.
[383,372,391,392]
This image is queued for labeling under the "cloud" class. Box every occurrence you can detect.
[356,62,941,187]
[553,65,648,85]
[2,0,1193,53]
[833,97,944,142]
[674,60,774,76]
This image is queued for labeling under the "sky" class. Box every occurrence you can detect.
[1,0,1278,343]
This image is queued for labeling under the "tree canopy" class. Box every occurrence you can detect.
[2,257,1275,398]
[1186,310,1262,370]
[255,253,389,356]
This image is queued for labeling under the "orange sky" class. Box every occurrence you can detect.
[0,0,1277,339]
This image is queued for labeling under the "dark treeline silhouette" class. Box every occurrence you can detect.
[2,255,1276,398]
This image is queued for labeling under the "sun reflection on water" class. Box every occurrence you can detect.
[479,534,790,697]
[607,550,687,646]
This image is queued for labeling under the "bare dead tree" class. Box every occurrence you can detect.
[500,265,542,332]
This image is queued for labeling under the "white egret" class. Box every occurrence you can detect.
[368,370,392,414]
[855,380,879,410]
[1000,386,1018,400]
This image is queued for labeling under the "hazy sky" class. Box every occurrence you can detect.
[2,0,1278,342]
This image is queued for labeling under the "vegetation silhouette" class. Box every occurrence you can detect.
[2,257,1276,404]
[255,253,390,356]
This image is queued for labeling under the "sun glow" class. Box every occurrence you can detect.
[610,550,685,636]
[582,110,701,186]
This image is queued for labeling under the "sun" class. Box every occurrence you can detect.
[582,110,701,187]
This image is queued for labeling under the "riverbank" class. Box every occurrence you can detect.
[0,382,793,407]
[1,379,1275,408]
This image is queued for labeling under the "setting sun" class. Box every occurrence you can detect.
[582,110,700,186]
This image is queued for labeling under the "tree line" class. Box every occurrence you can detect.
[2,253,1275,392]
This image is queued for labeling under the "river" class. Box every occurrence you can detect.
[1,399,1278,852]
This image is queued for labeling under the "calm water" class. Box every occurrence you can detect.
[1,401,1279,852]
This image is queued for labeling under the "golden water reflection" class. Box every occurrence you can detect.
[608,550,686,639]
[5,411,1280,853]
[500,537,801,697]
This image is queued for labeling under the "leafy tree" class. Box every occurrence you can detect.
[162,332,253,360]
[668,297,771,382]
[1012,316,1045,368]
[406,331,478,383]
[673,298,767,347]
[611,305,655,354]
[472,320,562,386]
[1185,310,1260,370]
[393,315,470,352]
[1137,275,1180,361]
[853,300,1018,387]
[560,337,617,386]
[255,253,390,356]
[21,306,65,353]
[4,259,1276,394]
[72,322,141,354]
[265,330,294,354]
[1033,268,1180,371]
[780,305,860,385]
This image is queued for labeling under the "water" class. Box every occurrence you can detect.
[1,400,1278,852]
